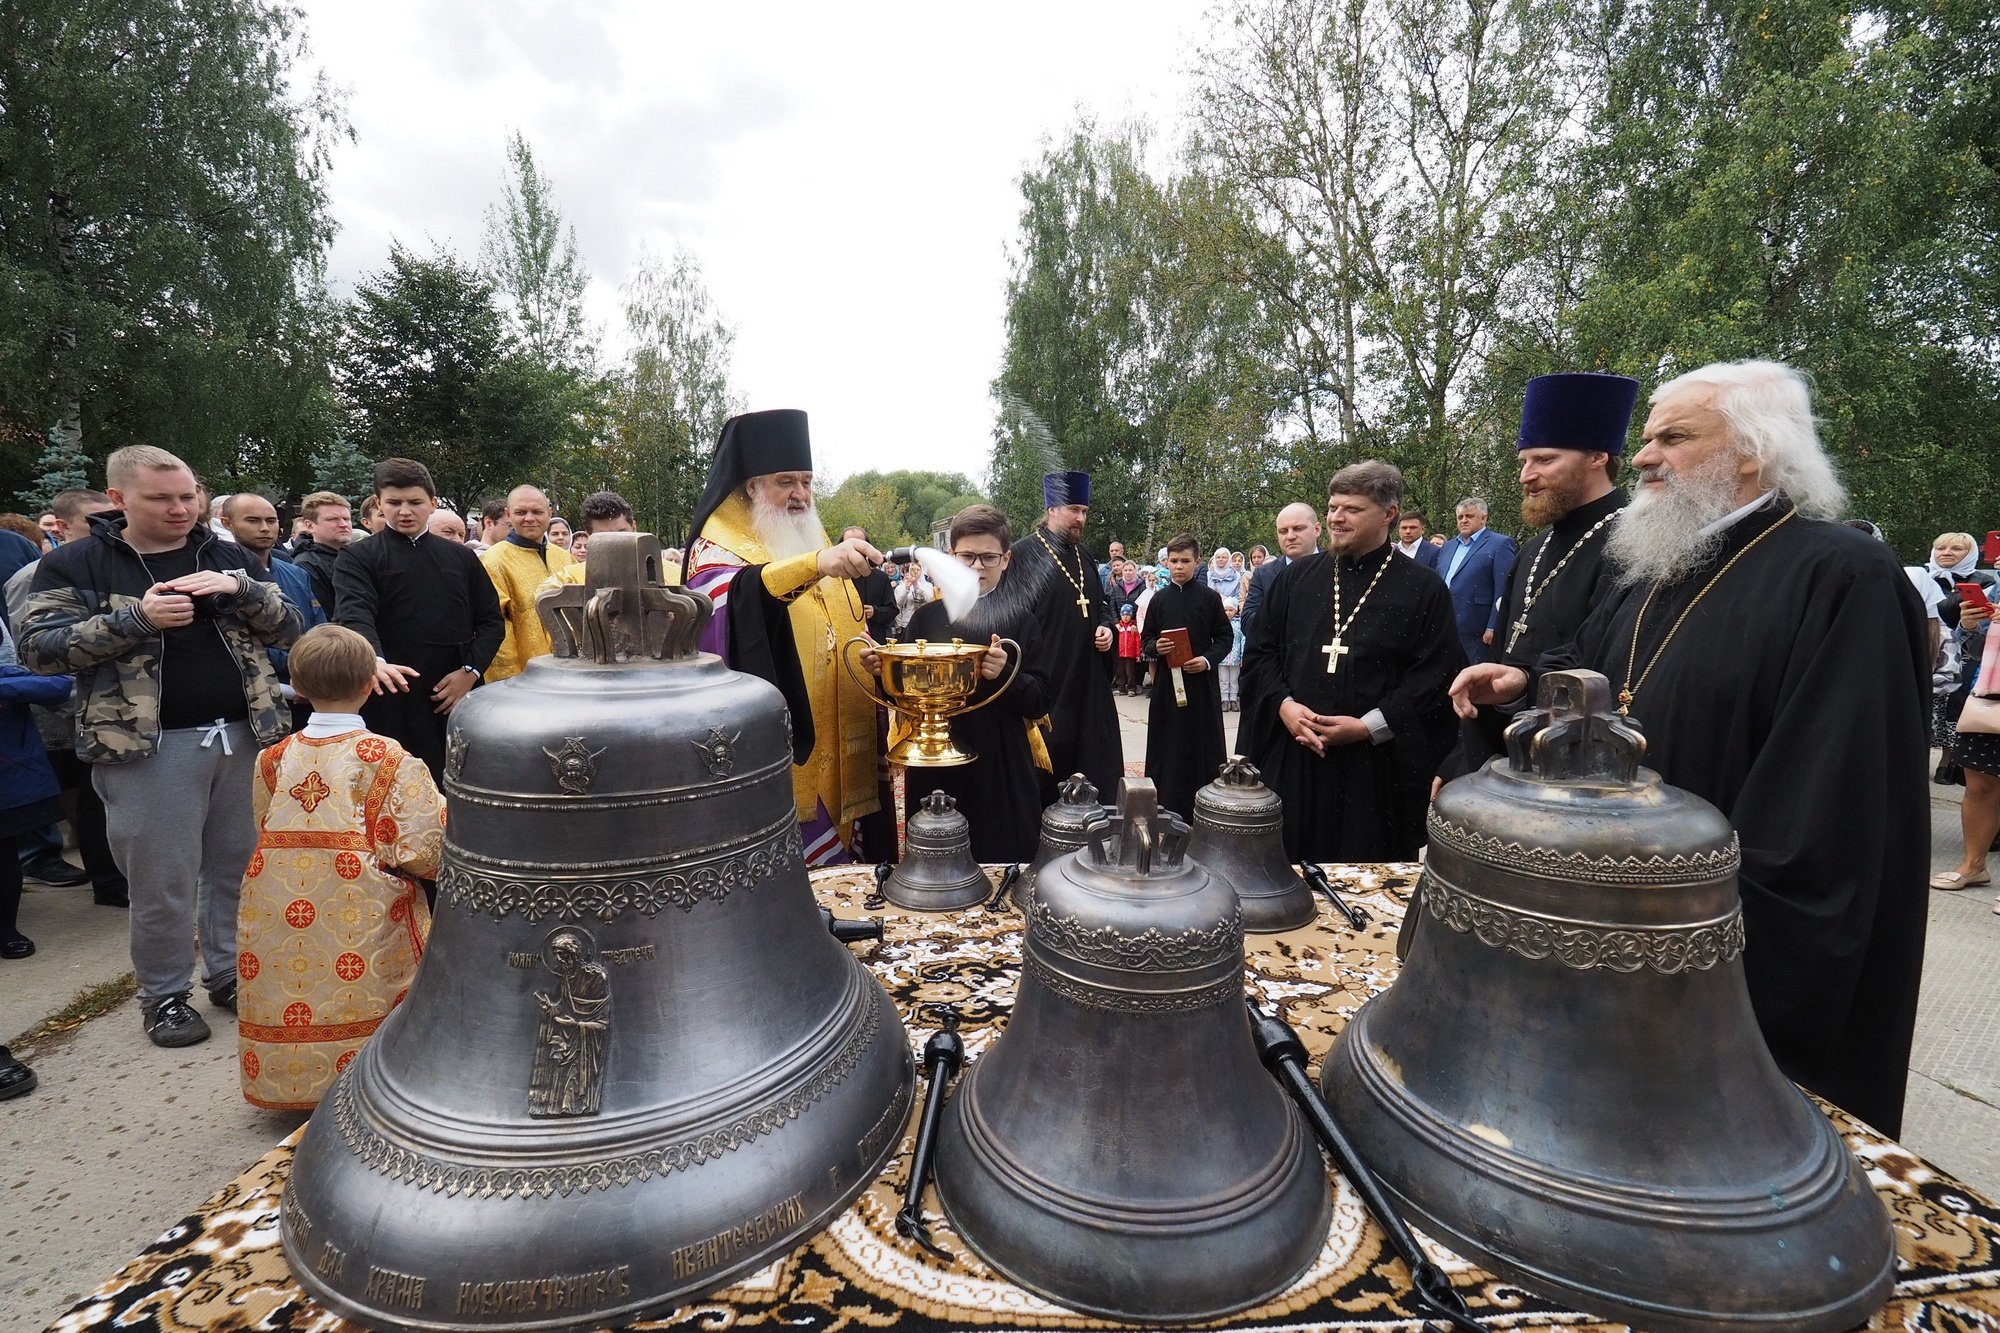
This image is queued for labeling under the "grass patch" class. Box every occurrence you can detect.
[11,972,137,1054]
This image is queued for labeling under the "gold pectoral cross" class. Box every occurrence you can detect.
[1321,637,1350,674]
[1076,591,1090,618]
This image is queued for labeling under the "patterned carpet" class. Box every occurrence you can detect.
[49,866,2000,1333]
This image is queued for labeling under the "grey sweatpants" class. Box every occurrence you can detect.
[93,721,258,1002]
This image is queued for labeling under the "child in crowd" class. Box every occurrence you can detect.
[1115,603,1143,695]
[237,625,444,1110]
[1219,597,1244,711]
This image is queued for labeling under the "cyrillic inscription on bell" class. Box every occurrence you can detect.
[279,533,915,1331]
[1323,669,1894,1333]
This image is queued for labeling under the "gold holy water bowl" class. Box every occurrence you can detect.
[842,636,1020,767]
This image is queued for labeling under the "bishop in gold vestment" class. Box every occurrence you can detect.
[685,410,882,864]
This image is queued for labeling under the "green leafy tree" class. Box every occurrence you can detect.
[1190,0,1579,525]
[611,244,739,543]
[990,127,1162,550]
[992,125,1295,554]
[817,479,912,549]
[482,130,593,373]
[1495,0,2000,550]
[0,0,346,503]
[338,244,563,512]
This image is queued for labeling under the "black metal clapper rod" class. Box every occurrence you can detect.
[821,906,883,946]
[896,1007,965,1262]
[1245,999,1484,1333]
[1301,862,1369,930]
[982,862,1022,912]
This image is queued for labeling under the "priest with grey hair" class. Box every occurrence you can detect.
[1451,358,1930,1137]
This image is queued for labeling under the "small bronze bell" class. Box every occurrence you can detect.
[1322,671,1893,1332]
[883,790,989,911]
[1186,756,1315,932]
[1016,772,1106,912]
[936,779,1330,1323]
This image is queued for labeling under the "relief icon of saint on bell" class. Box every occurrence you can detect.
[529,928,610,1117]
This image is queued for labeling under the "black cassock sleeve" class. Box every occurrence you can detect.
[331,543,385,657]
[728,565,815,765]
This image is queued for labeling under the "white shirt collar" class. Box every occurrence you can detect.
[1698,490,1777,540]
[303,711,368,739]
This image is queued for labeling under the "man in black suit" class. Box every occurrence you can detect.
[1236,501,1323,753]
[1397,513,1442,570]
[843,526,899,637]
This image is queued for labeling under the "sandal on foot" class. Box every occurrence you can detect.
[1929,870,1992,890]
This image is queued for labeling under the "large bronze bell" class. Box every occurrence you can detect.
[1322,671,1893,1333]
[282,535,915,1331]
[1016,772,1105,911]
[1186,756,1316,932]
[935,778,1330,1323]
[883,790,987,911]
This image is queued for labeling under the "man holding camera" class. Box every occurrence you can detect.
[22,446,302,1049]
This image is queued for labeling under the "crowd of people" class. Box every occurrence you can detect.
[0,357,1984,1152]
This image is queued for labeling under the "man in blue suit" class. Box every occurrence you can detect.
[1440,497,1515,664]
[1396,512,1442,571]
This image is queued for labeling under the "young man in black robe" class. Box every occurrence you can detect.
[1241,461,1463,861]
[1453,359,1930,1137]
[1451,372,1637,777]
[1142,534,1231,821]
[333,458,504,784]
[1006,471,1122,801]
[869,505,1051,862]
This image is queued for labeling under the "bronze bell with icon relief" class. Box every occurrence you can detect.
[1321,669,1894,1333]
[280,533,914,1332]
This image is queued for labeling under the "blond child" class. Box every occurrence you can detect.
[236,625,444,1109]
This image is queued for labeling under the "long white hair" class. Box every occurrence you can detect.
[1651,360,1846,518]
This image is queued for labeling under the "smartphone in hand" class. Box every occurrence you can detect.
[1956,582,1993,613]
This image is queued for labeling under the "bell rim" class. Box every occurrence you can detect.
[1355,1181,1896,1333]
[283,1050,917,1333]
[936,1076,1331,1325]
[1328,1004,1867,1224]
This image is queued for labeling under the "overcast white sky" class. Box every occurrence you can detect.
[296,0,1211,489]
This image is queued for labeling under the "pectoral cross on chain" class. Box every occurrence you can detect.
[1506,616,1529,653]
[1076,591,1091,619]
[1321,636,1350,674]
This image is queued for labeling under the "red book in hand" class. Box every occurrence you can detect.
[1159,627,1193,668]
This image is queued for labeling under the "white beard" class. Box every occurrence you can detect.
[750,496,827,562]
[1607,451,1745,588]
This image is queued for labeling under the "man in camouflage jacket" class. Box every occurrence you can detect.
[21,446,301,1048]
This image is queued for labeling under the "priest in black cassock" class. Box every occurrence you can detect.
[876,505,1051,862]
[1453,359,1930,1137]
[1141,534,1232,821]
[333,457,504,784]
[1006,471,1122,801]
[1452,372,1637,776]
[1241,461,1464,861]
